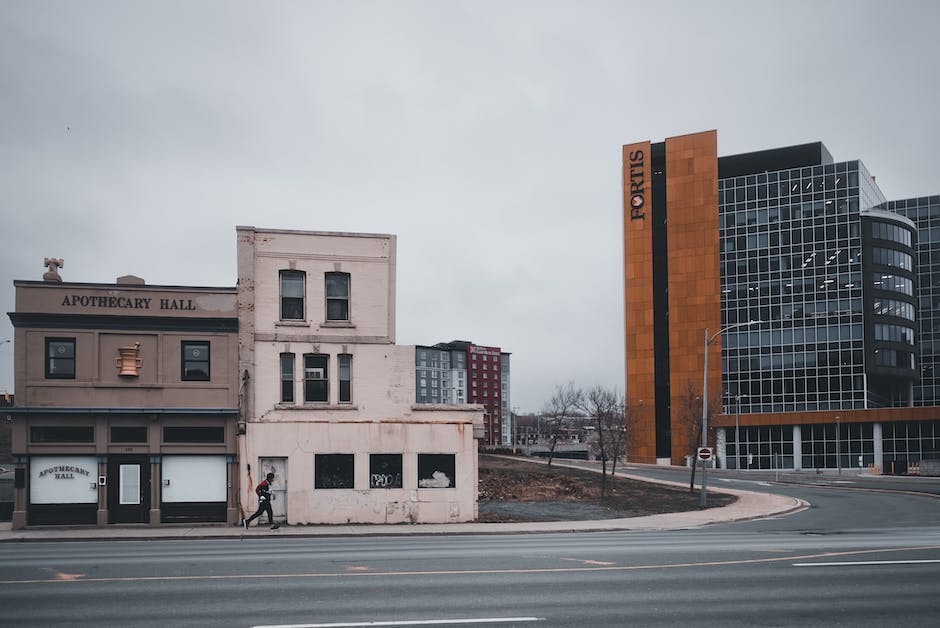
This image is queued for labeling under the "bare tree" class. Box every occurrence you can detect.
[673,379,703,492]
[579,386,624,496]
[674,378,722,494]
[603,394,628,477]
[610,397,642,475]
[539,382,583,467]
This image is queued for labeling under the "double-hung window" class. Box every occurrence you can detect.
[280,270,305,321]
[45,338,76,379]
[338,354,352,403]
[304,354,329,402]
[325,272,350,321]
[182,341,210,381]
[280,353,295,403]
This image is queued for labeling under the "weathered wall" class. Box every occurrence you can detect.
[236,227,482,524]
[243,408,480,524]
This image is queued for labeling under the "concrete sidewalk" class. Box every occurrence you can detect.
[0,468,807,542]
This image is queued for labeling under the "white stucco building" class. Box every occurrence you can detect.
[236,227,483,524]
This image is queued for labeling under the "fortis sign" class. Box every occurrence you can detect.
[627,149,645,220]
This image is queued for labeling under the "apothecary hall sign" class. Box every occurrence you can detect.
[38,465,92,480]
[60,295,199,311]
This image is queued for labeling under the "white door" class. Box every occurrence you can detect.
[259,458,287,523]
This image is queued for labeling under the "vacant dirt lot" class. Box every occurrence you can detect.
[476,454,735,522]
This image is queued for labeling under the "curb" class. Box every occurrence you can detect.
[0,458,809,542]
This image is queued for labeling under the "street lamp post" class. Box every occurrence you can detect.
[701,321,760,508]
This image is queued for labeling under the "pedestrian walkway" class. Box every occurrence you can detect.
[0,468,806,543]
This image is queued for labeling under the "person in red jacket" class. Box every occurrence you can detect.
[244,472,280,530]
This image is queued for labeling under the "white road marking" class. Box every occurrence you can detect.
[255,618,544,628]
[794,559,940,567]
[559,557,616,566]
[717,478,772,487]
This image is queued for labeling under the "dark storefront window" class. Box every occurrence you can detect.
[418,454,456,488]
[163,426,224,443]
[315,454,354,489]
[111,426,148,443]
[30,426,94,443]
[370,454,402,488]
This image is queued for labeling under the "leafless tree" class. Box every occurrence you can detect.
[539,381,583,467]
[603,396,628,477]
[579,386,625,496]
[617,397,644,473]
[673,379,702,492]
[674,378,721,493]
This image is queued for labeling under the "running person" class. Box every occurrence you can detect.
[244,472,279,530]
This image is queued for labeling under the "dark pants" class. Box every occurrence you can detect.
[246,498,273,526]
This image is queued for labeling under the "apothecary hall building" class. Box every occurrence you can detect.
[7,271,240,528]
[623,131,940,473]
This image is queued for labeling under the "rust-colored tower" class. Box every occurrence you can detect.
[623,130,721,464]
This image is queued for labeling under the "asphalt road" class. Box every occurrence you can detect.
[2,467,939,627]
[626,462,940,496]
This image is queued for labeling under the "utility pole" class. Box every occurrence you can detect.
[702,321,759,507]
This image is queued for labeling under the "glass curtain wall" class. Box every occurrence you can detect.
[889,196,940,406]
[719,160,877,413]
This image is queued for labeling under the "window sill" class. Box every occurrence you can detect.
[275,403,358,411]
[276,320,311,328]
[321,321,355,328]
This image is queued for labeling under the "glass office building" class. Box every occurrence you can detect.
[719,148,920,414]
[623,133,940,472]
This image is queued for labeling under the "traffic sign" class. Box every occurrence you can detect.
[697,447,713,461]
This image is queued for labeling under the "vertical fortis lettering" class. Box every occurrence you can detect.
[628,149,645,219]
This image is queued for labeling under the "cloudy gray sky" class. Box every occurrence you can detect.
[2,0,939,412]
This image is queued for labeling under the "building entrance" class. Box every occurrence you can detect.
[259,457,287,523]
[107,455,151,524]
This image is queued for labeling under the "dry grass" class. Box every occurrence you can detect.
[477,454,735,522]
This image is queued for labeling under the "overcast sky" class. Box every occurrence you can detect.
[2,1,939,412]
